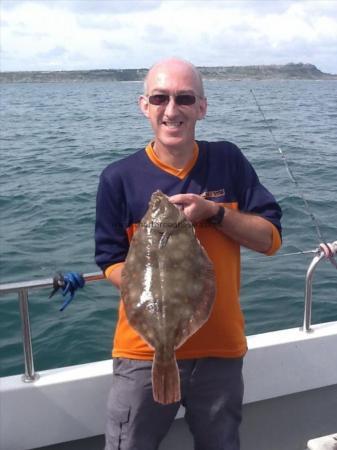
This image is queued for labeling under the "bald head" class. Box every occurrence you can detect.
[144,58,205,98]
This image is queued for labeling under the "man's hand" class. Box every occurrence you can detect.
[169,193,274,254]
[169,193,218,224]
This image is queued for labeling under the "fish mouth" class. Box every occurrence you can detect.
[152,190,167,200]
[150,190,168,208]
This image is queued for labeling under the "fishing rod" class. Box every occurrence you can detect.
[245,243,337,262]
[250,89,337,270]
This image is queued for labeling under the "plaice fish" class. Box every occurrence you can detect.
[121,190,216,404]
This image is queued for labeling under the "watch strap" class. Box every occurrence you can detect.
[207,205,225,225]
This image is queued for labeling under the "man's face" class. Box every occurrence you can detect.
[139,62,207,153]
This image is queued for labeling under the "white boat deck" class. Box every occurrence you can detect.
[307,434,337,450]
[2,321,337,450]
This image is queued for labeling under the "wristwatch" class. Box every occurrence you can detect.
[207,205,225,225]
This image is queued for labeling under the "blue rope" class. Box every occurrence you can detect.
[49,272,85,311]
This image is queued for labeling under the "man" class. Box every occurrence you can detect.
[95,58,282,450]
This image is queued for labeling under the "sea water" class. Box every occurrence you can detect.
[0,79,336,377]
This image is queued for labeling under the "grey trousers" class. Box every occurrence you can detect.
[105,357,243,450]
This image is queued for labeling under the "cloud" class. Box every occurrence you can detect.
[1,0,23,10]
[1,0,337,73]
[1,0,162,14]
[102,40,129,52]
[76,16,123,31]
[38,46,67,59]
[240,0,304,13]
[64,0,162,15]
[12,30,48,38]
[0,18,9,27]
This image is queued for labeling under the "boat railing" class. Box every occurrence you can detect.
[0,241,336,383]
[0,272,104,382]
[302,241,337,332]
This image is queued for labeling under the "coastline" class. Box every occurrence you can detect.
[1,63,337,83]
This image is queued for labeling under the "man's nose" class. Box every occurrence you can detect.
[164,96,179,115]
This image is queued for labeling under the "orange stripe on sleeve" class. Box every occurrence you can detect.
[265,223,282,256]
[104,262,125,279]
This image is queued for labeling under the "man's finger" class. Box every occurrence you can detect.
[169,193,195,205]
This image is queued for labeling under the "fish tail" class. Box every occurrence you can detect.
[152,353,181,404]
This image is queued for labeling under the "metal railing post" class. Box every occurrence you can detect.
[18,289,39,382]
[302,242,337,332]
[302,253,324,332]
[0,272,104,382]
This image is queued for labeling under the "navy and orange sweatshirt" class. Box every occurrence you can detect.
[95,140,282,360]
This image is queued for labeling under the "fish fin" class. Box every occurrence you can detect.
[152,353,181,404]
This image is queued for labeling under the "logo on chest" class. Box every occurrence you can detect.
[200,188,225,199]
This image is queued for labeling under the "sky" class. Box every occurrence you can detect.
[1,0,337,73]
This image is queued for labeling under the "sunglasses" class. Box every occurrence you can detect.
[147,94,198,106]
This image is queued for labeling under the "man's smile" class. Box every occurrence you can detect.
[162,121,183,128]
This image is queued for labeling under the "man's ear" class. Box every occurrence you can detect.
[139,95,150,118]
[197,97,207,120]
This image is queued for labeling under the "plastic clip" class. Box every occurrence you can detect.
[49,272,85,311]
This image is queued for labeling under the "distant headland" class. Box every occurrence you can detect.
[1,63,336,83]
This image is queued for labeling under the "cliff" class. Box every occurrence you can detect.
[199,63,337,80]
[1,63,336,83]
